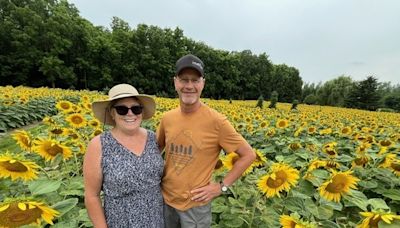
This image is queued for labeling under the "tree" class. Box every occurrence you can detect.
[345,76,381,111]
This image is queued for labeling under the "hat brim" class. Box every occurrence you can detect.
[92,95,156,126]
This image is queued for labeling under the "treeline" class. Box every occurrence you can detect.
[1,1,399,111]
[0,0,302,101]
[301,76,400,111]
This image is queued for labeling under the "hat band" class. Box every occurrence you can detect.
[111,92,137,98]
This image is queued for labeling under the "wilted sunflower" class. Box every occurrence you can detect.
[319,170,360,202]
[357,210,400,228]
[257,163,299,198]
[66,113,87,128]
[32,138,73,161]
[55,100,74,113]
[253,149,267,167]
[276,119,289,129]
[223,152,254,175]
[0,200,59,227]
[12,130,32,151]
[0,154,40,181]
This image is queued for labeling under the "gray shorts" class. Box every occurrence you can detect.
[164,203,212,228]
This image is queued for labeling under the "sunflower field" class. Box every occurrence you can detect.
[0,86,400,228]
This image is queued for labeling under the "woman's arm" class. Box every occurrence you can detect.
[83,136,107,228]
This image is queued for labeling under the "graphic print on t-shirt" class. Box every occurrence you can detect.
[166,129,200,175]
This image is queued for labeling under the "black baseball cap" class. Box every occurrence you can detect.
[175,54,204,77]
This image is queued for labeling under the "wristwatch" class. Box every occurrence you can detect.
[220,181,229,193]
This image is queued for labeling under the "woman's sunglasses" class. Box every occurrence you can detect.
[113,105,143,115]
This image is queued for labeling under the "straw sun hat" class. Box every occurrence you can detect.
[92,84,156,125]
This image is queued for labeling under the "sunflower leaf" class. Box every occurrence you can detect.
[342,190,368,211]
[381,189,400,201]
[28,179,62,195]
[378,219,400,228]
[368,198,389,210]
[52,198,79,216]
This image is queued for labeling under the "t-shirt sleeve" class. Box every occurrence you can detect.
[156,117,166,150]
[218,116,246,153]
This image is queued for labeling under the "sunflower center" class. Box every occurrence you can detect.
[278,121,286,127]
[391,162,400,171]
[326,149,336,156]
[231,156,239,165]
[266,171,287,188]
[214,159,223,170]
[61,103,70,109]
[326,175,346,193]
[342,128,349,134]
[51,129,63,135]
[47,144,63,156]
[0,161,28,172]
[369,216,381,228]
[0,203,42,227]
[71,116,83,124]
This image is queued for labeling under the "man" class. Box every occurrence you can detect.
[157,54,256,227]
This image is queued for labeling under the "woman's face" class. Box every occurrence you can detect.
[110,97,143,131]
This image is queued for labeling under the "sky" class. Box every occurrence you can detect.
[69,0,400,85]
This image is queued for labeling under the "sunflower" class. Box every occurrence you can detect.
[12,130,32,151]
[306,143,318,152]
[257,163,299,198]
[259,120,269,128]
[214,158,225,173]
[42,116,56,125]
[280,214,317,228]
[265,128,276,137]
[357,210,400,228]
[280,214,300,228]
[293,127,303,137]
[276,119,289,129]
[340,126,352,135]
[90,128,103,139]
[352,155,370,168]
[49,127,66,136]
[253,149,267,167]
[0,200,59,227]
[63,128,82,141]
[222,152,254,175]
[319,170,360,202]
[380,154,400,176]
[88,119,101,128]
[32,138,73,161]
[288,142,302,151]
[66,113,87,128]
[322,142,338,158]
[319,128,332,135]
[307,126,317,134]
[0,154,40,181]
[356,143,371,155]
[55,100,74,113]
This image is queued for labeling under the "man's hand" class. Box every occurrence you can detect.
[190,182,221,202]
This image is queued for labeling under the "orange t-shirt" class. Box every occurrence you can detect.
[157,103,246,211]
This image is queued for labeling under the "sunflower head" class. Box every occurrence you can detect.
[0,199,59,227]
[319,170,360,202]
[12,130,32,151]
[357,210,400,228]
[276,119,289,129]
[32,138,73,161]
[253,149,267,167]
[0,153,40,181]
[222,152,254,176]
[66,113,87,128]
[55,100,74,113]
[257,163,299,198]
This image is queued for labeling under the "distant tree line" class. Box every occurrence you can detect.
[0,0,302,101]
[1,0,398,111]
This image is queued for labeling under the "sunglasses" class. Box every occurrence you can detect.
[113,105,143,115]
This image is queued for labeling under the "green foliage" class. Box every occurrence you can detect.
[256,95,264,108]
[291,99,298,110]
[268,91,278,108]
[0,98,57,132]
[303,94,318,105]
[345,76,381,111]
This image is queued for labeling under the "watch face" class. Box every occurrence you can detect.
[222,186,228,192]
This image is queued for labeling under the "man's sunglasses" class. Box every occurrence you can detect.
[113,105,143,115]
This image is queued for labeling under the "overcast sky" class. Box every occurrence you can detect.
[69,0,400,85]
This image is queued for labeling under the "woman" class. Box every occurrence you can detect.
[83,84,164,228]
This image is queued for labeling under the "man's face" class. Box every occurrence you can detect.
[174,68,205,106]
